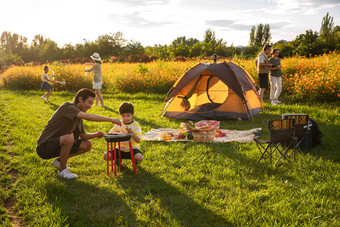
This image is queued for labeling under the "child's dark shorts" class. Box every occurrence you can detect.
[36,137,82,159]
[110,149,143,159]
[41,82,52,90]
[258,73,269,89]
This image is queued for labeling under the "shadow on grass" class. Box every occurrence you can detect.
[45,180,138,226]
[306,122,340,163]
[117,167,233,226]
[46,101,60,111]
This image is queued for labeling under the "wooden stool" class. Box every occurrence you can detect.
[103,134,137,177]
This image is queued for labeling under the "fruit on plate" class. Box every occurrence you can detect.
[215,129,226,137]
[175,131,188,139]
[159,132,172,141]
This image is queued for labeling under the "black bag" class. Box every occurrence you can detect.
[309,119,323,147]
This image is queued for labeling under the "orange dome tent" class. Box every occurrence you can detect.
[160,61,262,120]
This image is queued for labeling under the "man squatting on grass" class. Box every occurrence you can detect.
[36,88,121,179]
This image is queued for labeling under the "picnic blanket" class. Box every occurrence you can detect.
[142,128,262,143]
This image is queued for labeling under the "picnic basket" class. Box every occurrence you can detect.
[191,127,217,142]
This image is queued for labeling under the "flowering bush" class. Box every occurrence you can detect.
[1,52,339,101]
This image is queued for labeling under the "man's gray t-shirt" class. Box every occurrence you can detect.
[37,102,85,147]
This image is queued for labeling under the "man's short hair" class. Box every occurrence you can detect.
[263,44,272,51]
[119,102,134,115]
[74,88,96,104]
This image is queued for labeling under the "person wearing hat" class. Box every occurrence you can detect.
[85,53,104,107]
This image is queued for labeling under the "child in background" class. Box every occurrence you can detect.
[85,53,104,107]
[40,65,56,102]
[103,102,143,166]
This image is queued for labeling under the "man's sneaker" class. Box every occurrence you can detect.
[271,100,277,105]
[51,158,60,169]
[52,158,69,170]
[99,105,105,107]
[57,168,77,179]
[41,96,47,102]
[276,100,282,104]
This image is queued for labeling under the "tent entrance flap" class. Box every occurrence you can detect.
[186,75,229,112]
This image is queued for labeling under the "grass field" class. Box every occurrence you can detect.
[1,90,340,226]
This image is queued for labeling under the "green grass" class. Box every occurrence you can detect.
[0,90,340,226]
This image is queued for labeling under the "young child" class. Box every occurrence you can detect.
[85,53,104,107]
[103,102,143,165]
[40,66,56,102]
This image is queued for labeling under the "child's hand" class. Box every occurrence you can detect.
[125,126,133,134]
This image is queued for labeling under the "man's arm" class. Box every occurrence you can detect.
[258,55,272,68]
[77,112,121,125]
[80,131,104,141]
[259,62,273,67]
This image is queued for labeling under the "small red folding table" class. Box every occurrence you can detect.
[103,134,137,177]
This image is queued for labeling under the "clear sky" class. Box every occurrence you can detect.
[1,0,339,47]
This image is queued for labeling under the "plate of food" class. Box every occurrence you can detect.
[103,133,133,142]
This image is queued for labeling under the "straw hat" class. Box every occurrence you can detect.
[90,53,101,61]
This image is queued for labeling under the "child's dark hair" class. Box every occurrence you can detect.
[44,65,48,71]
[74,88,96,104]
[119,102,134,115]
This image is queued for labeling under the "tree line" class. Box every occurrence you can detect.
[0,13,339,66]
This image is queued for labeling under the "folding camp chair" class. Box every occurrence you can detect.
[254,119,296,166]
[282,114,309,156]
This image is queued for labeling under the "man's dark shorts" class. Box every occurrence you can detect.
[36,137,82,159]
[258,73,269,89]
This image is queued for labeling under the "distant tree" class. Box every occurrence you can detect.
[171,36,199,48]
[334,25,340,47]
[293,30,323,57]
[124,40,145,56]
[61,43,77,59]
[263,24,271,44]
[255,23,264,46]
[172,36,186,48]
[95,32,127,58]
[249,26,256,46]
[172,43,189,58]
[0,31,27,54]
[40,40,61,62]
[320,12,334,42]
[32,34,48,49]
[204,28,217,47]
[189,42,202,57]
[274,41,294,58]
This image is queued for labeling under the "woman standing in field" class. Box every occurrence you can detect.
[268,48,282,105]
[41,65,56,102]
[85,53,104,107]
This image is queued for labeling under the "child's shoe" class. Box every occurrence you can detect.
[41,96,47,102]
